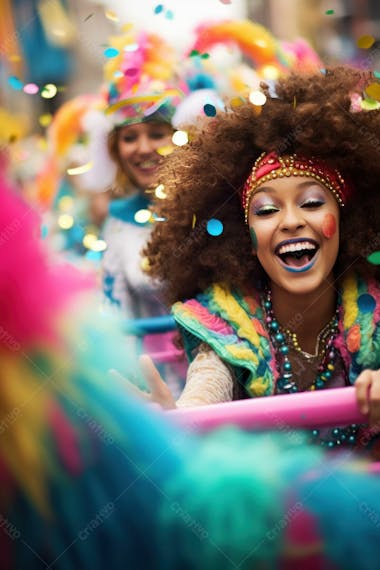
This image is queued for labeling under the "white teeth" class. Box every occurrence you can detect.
[138,160,158,169]
[278,241,317,255]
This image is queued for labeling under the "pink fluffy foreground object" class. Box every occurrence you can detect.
[168,386,367,431]
[0,172,92,351]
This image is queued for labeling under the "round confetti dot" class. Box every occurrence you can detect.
[358,294,376,313]
[154,184,167,199]
[105,9,119,22]
[157,145,173,156]
[58,196,74,211]
[125,68,138,76]
[104,47,120,58]
[85,250,102,262]
[190,50,199,57]
[8,76,23,90]
[325,9,335,15]
[140,256,151,271]
[41,83,57,99]
[172,130,188,146]
[58,214,74,230]
[203,103,216,117]
[134,209,151,224]
[360,97,380,110]
[230,97,244,108]
[357,35,375,49]
[207,219,223,236]
[23,83,39,95]
[248,90,267,106]
[201,53,210,59]
[125,43,139,52]
[83,233,98,249]
[365,83,380,101]
[154,4,164,14]
[91,239,107,252]
[165,10,174,19]
[367,251,380,265]
[39,113,52,127]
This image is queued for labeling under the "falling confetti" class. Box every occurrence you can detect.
[357,35,375,49]
[105,9,119,22]
[203,103,216,117]
[83,233,98,249]
[39,114,53,127]
[58,214,74,230]
[104,47,119,58]
[125,43,139,52]
[84,13,94,22]
[154,4,164,14]
[365,83,380,101]
[172,130,188,146]
[134,209,152,224]
[67,162,93,175]
[192,215,196,229]
[248,90,267,106]
[125,68,138,76]
[325,9,335,15]
[166,10,174,19]
[8,76,22,90]
[219,0,232,4]
[207,219,223,236]
[367,251,380,265]
[358,293,376,313]
[157,145,173,157]
[23,83,39,95]
[140,257,151,272]
[155,184,167,199]
[41,83,57,99]
[190,50,199,57]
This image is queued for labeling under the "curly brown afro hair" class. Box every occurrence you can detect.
[144,66,380,305]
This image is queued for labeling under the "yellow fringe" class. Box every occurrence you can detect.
[342,276,358,329]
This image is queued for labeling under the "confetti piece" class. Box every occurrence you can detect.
[360,97,380,110]
[293,96,297,108]
[325,9,335,15]
[39,114,52,127]
[105,9,119,22]
[91,239,107,252]
[141,257,151,271]
[41,224,49,239]
[9,54,22,62]
[125,68,138,76]
[190,50,199,57]
[8,76,23,90]
[365,82,380,101]
[83,233,98,249]
[134,209,151,224]
[166,10,174,19]
[157,145,173,156]
[122,23,134,33]
[41,83,57,99]
[367,251,380,265]
[374,71,380,79]
[192,214,196,229]
[207,219,223,236]
[155,184,167,199]
[104,47,119,58]
[219,0,231,3]
[172,130,188,146]
[154,4,164,14]
[67,162,93,175]
[357,35,375,49]
[58,214,74,230]
[230,97,244,107]
[358,293,376,313]
[125,43,139,52]
[248,90,266,106]
[201,53,210,59]
[203,103,216,117]
[23,83,39,95]
[84,13,93,22]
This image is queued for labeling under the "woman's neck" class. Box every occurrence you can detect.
[269,282,337,354]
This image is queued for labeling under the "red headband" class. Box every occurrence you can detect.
[242,152,352,221]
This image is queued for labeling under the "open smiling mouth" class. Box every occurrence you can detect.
[275,239,319,272]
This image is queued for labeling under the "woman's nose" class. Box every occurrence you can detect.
[136,136,154,154]
[278,207,305,231]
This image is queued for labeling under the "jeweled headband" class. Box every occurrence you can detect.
[242,152,352,222]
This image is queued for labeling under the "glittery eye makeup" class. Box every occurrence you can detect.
[299,187,327,207]
[251,198,279,216]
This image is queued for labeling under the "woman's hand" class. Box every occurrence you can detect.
[355,369,380,429]
[109,355,176,410]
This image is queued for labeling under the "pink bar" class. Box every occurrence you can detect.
[167,387,368,431]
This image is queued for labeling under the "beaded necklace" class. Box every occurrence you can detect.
[262,289,339,394]
[262,289,361,448]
